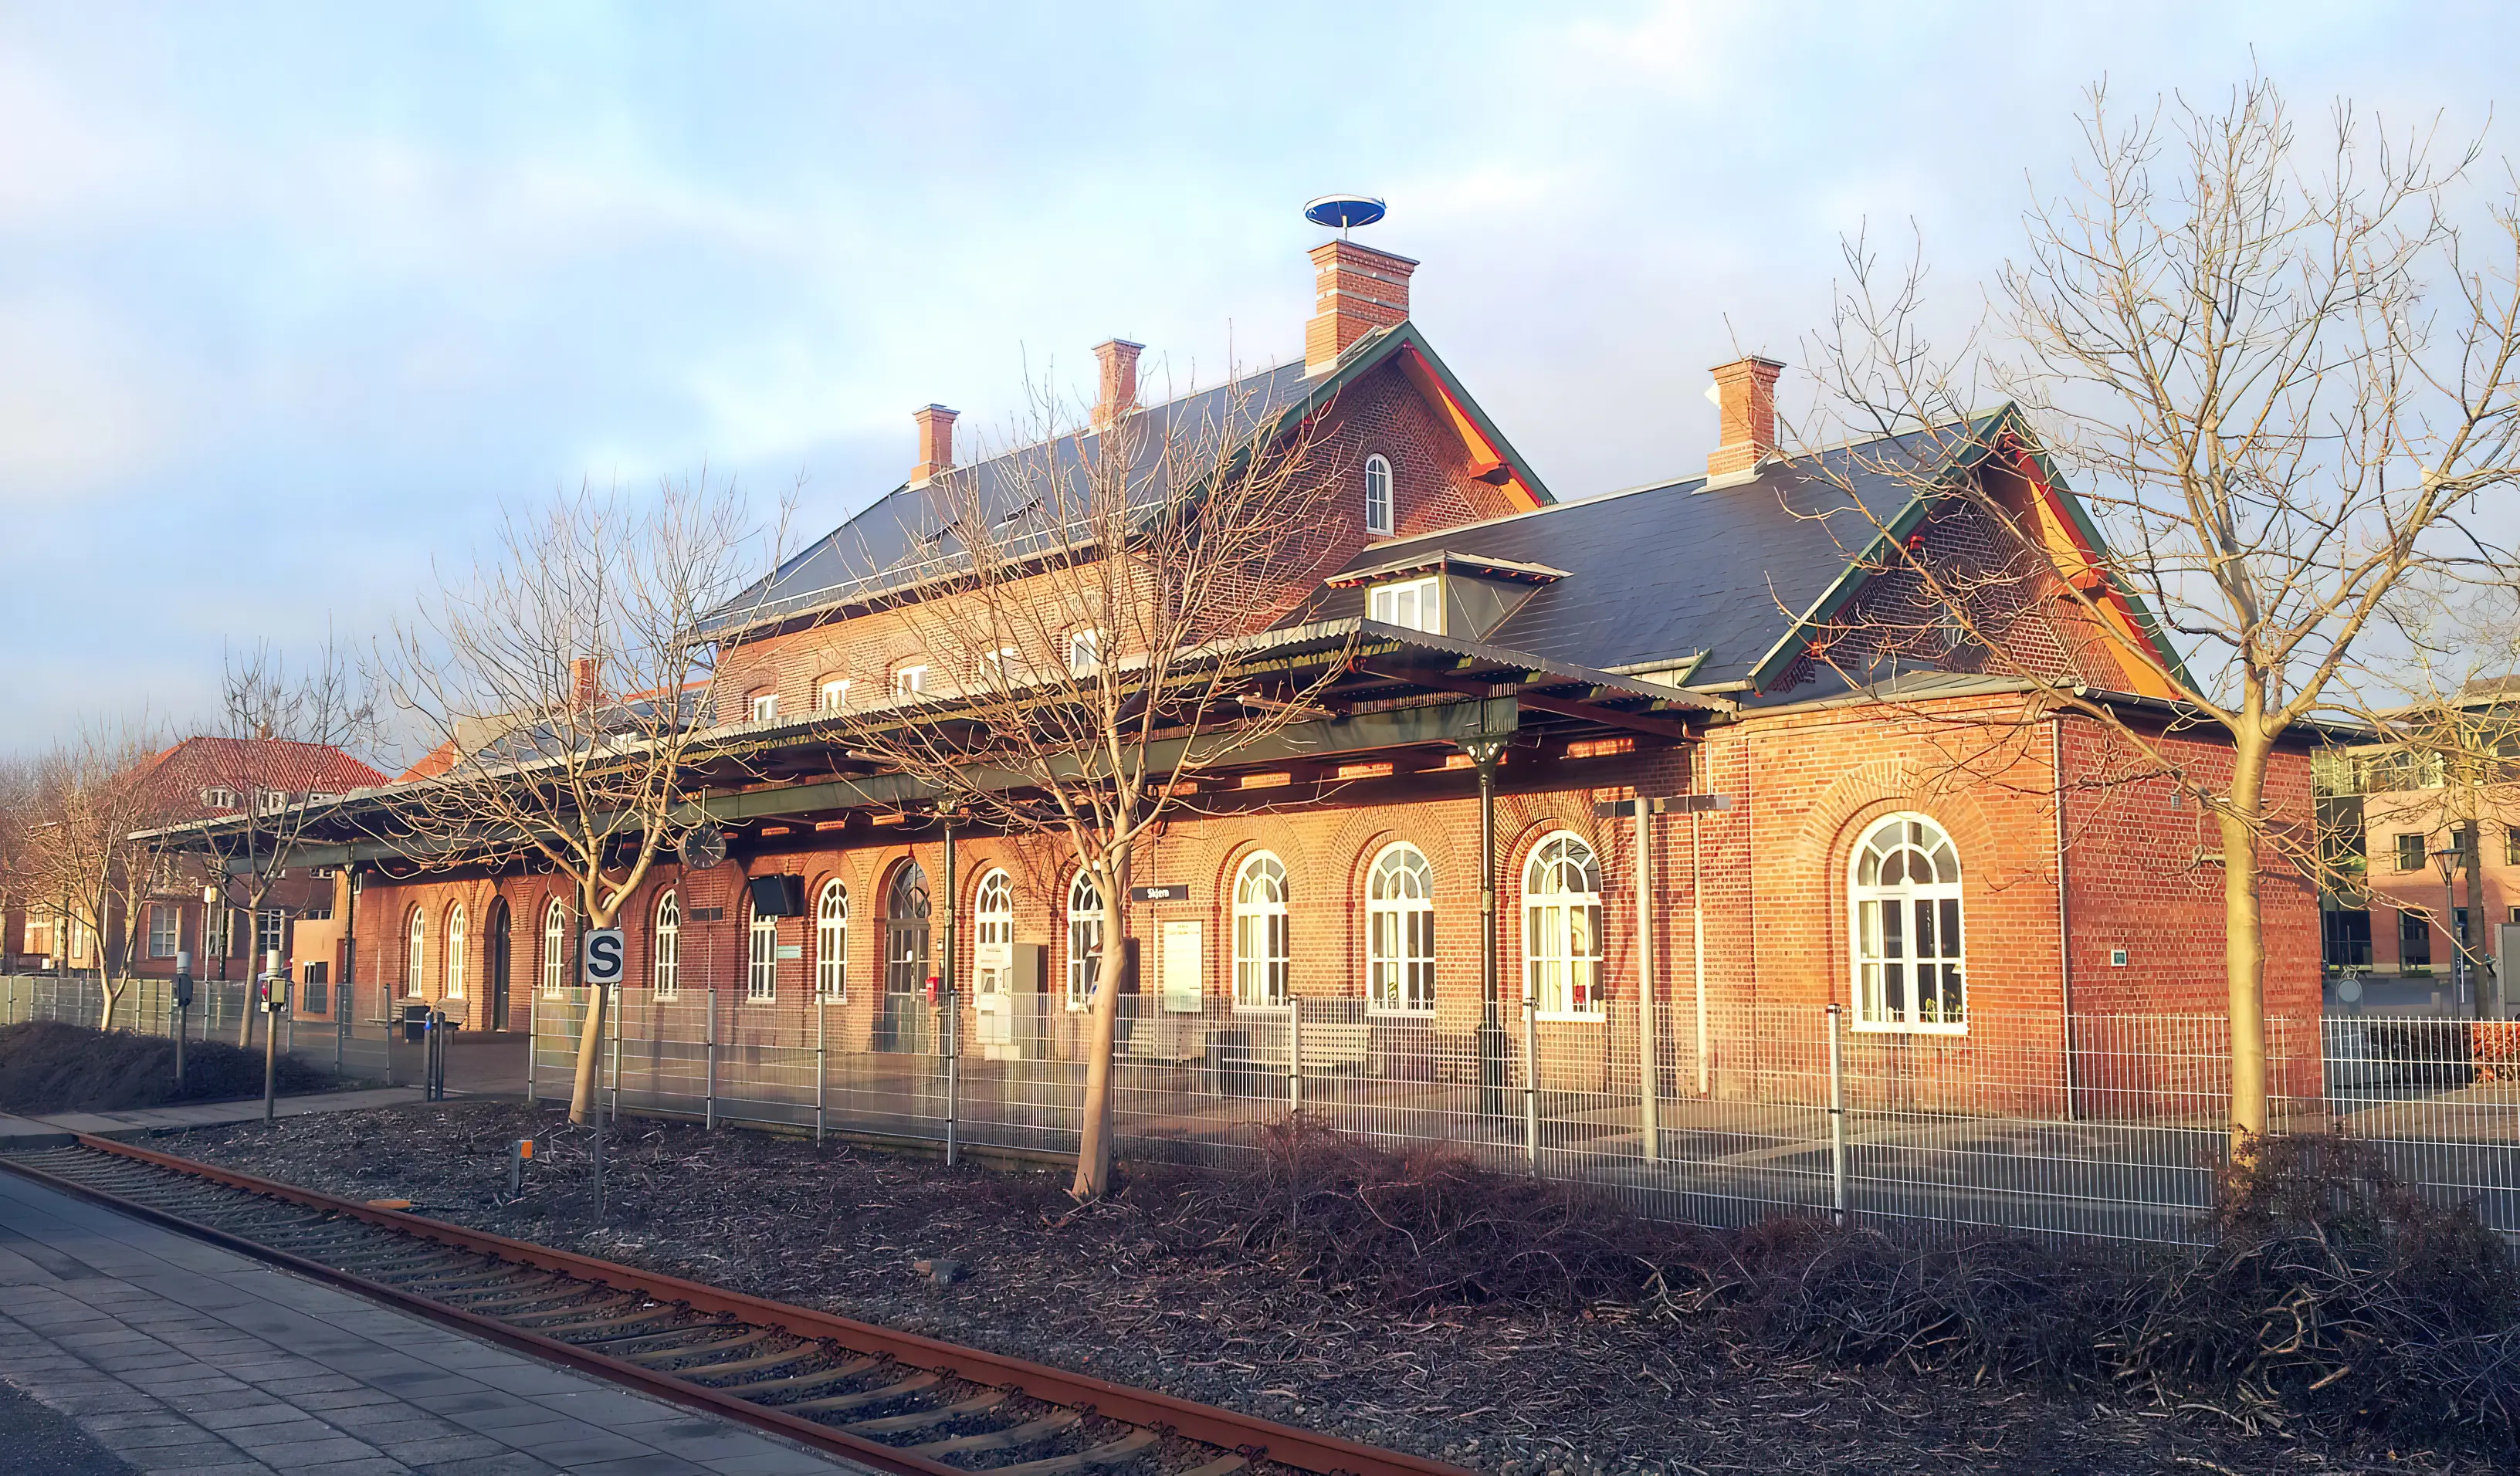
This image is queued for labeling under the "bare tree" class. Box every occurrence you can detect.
[1799,76,2520,1145]
[381,476,786,1123]
[0,755,39,973]
[25,723,173,1031]
[185,634,380,1044]
[804,365,1346,1200]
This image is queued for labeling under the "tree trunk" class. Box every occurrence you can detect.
[1069,854,1131,1201]
[567,901,612,1124]
[2223,735,2273,1155]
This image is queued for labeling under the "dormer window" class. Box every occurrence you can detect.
[818,678,851,712]
[1369,575,1441,634]
[256,789,292,816]
[894,665,928,697]
[1363,454,1394,536]
[201,787,238,810]
[1066,628,1102,677]
[749,692,779,722]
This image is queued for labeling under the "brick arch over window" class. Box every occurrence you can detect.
[1785,758,2004,1004]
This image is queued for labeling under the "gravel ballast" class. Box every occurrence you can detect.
[166,1101,2489,1476]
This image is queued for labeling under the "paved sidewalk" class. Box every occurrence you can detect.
[0,1086,449,1153]
[0,1165,872,1475]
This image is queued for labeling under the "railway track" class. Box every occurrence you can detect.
[0,1136,1476,1476]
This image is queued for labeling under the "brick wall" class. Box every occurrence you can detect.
[340,691,2324,1106]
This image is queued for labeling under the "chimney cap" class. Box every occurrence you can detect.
[1710,354,1787,374]
[1092,337,1145,353]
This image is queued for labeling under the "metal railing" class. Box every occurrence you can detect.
[520,987,2520,1248]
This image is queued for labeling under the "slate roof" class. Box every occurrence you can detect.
[1318,418,1995,692]
[709,361,1323,635]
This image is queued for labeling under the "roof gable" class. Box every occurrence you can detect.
[1323,405,2188,700]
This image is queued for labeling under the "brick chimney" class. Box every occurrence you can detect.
[1707,356,1784,478]
[1092,339,1143,429]
[569,656,599,709]
[910,405,958,486]
[1304,240,1418,376]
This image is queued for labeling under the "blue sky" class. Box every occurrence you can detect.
[2,2,2512,753]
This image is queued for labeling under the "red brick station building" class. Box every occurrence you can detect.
[188,236,2320,1112]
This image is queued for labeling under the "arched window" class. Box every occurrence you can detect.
[1523,832,1603,1018]
[444,905,466,1000]
[1849,814,1966,1030]
[540,900,568,998]
[653,891,680,998]
[1363,453,1394,535]
[1232,852,1289,1007]
[974,869,1014,1003]
[748,902,778,1002]
[816,880,848,1001]
[1367,843,1435,1014]
[1066,872,1105,1010]
[405,908,428,998]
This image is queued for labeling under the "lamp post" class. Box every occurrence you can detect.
[1461,731,1512,1121]
[2430,845,2473,1014]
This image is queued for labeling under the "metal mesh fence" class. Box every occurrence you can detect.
[1,973,399,1087]
[522,987,2520,1248]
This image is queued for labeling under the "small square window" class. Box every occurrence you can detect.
[818,679,850,712]
[749,692,779,722]
[2396,833,2427,872]
[2109,947,2128,967]
[1066,629,1101,677]
[894,665,927,696]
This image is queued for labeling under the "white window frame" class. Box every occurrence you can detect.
[445,904,466,999]
[147,904,179,959]
[256,788,292,816]
[201,787,237,810]
[655,890,681,999]
[1363,452,1394,535]
[540,900,568,998]
[1848,813,1968,1033]
[1366,843,1435,1014]
[1522,831,1604,1021]
[815,880,848,1001]
[750,692,779,722]
[1368,575,1441,634]
[1065,872,1104,1011]
[1232,852,1290,1008]
[1066,628,1101,678]
[818,678,851,713]
[405,909,428,999]
[747,904,778,1002]
[894,665,928,697]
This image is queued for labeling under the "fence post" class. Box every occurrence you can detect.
[944,987,960,1166]
[608,989,621,1121]
[525,991,537,1105]
[1286,1000,1303,1115]
[815,997,827,1147]
[1522,987,1540,1173]
[1825,1004,1848,1224]
[705,987,718,1130]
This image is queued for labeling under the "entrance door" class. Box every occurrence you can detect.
[972,869,1014,1059]
[879,862,931,1053]
[486,899,512,1031]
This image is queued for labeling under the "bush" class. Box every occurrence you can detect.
[1143,1117,2520,1450]
[0,1020,332,1115]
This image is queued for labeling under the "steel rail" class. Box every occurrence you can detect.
[0,1134,1477,1476]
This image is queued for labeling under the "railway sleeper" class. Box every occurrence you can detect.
[662,1341,831,1380]
[781,1369,940,1414]
[842,1390,1011,1436]
[615,1329,784,1367]
[913,1411,1085,1458]
[710,1354,879,1394]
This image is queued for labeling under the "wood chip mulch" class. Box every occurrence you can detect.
[170,1102,2488,1476]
